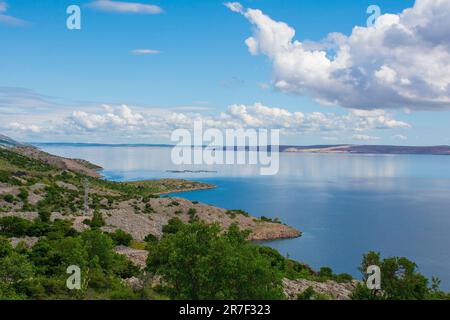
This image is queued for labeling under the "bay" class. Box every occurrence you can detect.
[38,144,450,290]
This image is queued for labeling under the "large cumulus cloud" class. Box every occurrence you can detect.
[226,0,450,111]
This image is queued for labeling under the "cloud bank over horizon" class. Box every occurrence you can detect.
[226,0,450,111]
[0,87,410,143]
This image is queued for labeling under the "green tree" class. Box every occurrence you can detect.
[3,194,15,203]
[81,230,114,270]
[38,208,51,223]
[87,211,105,229]
[351,251,431,300]
[0,252,35,299]
[0,237,13,258]
[147,221,284,300]
[18,188,29,202]
[162,217,184,234]
[110,229,133,246]
[0,216,33,237]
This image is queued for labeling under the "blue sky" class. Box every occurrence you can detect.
[1,0,449,145]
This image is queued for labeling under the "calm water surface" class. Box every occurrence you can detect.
[39,145,450,290]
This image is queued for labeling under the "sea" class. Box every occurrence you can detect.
[37,144,450,290]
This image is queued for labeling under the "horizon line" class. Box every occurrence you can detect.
[30,142,450,148]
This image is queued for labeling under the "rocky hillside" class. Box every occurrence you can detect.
[0,135,102,177]
[0,134,23,148]
[0,134,301,242]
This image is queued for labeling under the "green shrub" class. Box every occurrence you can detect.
[18,188,29,202]
[168,201,180,207]
[0,170,11,183]
[144,233,159,245]
[297,286,316,300]
[187,208,197,223]
[143,203,154,214]
[38,208,51,223]
[259,216,281,224]
[162,217,184,235]
[0,217,33,237]
[110,229,133,246]
[335,273,353,283]
[318,266,334,278]
[0,236,13,258]
[87,211,105,229]
[3,194,15,203]
[227,209,250,218]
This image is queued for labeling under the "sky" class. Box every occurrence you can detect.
[1,0,450,145]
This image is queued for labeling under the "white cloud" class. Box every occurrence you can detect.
[0,1,28,26]
[392,134,408,140]
[3,102,410,142]
[224,2,243,13]
[352,134,380,141]
[7,122,41,133]
[69,105,145,131]
[87,0,163,14]
[217,103,411,134]
[34,103,408,138]
[1,90,411,142]
[131,49,161,55]
[346,109,411,130]
[375,65,397,85]
[227,0,450,111]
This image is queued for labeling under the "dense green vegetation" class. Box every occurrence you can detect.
[0,148,53,173]
[350,251,450,300]
[1,214,449,300]
[226,209,250,218]
[147,221,285,300]
[0,218,139,299]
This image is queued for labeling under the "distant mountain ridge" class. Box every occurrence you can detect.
[280,144,450,155]
[31,141,450,155]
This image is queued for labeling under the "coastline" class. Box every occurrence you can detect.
[1,141,302,242]
[156,184,216,195]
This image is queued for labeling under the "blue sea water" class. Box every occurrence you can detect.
[38,145,450,290]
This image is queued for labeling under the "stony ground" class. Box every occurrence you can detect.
[115,246,148,268]
[1,195,301,242]
[283,278,359,300]
[102,196,300,241]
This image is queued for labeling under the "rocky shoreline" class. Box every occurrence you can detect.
[1,195,301,242]
[1,135,301,243]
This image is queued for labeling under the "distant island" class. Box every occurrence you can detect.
[279,144,450,155]
[32,141,450,156]
[166,170,218,174]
